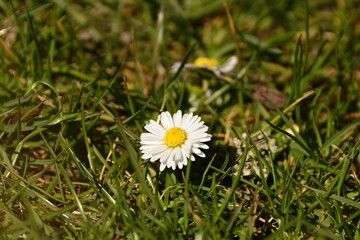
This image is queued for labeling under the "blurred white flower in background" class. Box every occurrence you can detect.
[171,56,238,77]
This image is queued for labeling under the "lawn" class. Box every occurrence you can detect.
[0,0,359,239]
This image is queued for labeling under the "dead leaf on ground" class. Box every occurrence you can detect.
[252,84,288,110]
[5,108,42,124]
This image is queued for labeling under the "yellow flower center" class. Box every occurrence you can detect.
[164,127,187,148]
[193,57,220,69]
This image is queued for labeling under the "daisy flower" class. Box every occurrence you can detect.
[140,110,212,171]
[171,56,238,77]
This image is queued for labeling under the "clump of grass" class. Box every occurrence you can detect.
[0,0,359,239]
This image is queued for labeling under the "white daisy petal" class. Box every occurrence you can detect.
[181,154,188,166]
[173,110,183,127]
[144,120,166,136]
[171,161,176,170]
[181,145,192,158]
[187,134,212,143]
[149,147,170,162]
[140,144,166,151]
[170,62,181,73]
[188,125,208,133]
[198,152,206,158]
[161,112,174,129]
[213,69,222,77]
[140,133,163,141]
[174,148,183,162]
[178,162,183,169]
[167,150,175,167]
[160,149,172,163]
[189,137,212,143]
[187,127,208,137]
[142,154,152,159]
[150,155,160,162]
[140,111,212,171]
[219,56,238,75]
[183,116,202,131]
[167,157,173,169]
[200,136,212,142]
[180,113,193,129]
[160,163,166,171]
[140,140,166,145]
[193,143,209,149]
[192,147,205,157]
[181,148,190,159]
[181,118,197,131]
[144,144,168,154]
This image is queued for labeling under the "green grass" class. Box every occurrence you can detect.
[1,0,360,239]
